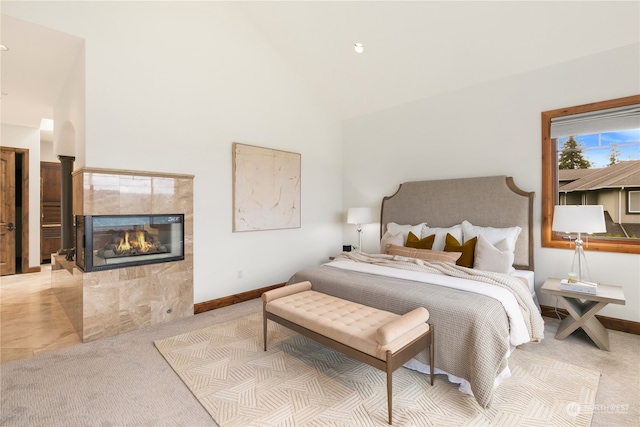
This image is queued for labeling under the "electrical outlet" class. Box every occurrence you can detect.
[237,270,243,279]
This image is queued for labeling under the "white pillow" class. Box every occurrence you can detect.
[461,220,521,252]
[473,235,515,274]
[379,231,404,253]
[420,224,463,251]
[386,222,427,245]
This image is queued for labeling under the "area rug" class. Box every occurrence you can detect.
[155,312,600,427]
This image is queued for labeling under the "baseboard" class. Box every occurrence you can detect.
[540,304,640,335]
[194,283,286,314]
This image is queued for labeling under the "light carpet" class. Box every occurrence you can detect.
[154,312,600,427]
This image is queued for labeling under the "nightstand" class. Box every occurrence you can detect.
[541,278,626,351]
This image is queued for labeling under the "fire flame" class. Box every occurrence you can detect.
[117,230,152,253]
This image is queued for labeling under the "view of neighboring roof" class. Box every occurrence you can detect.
[558,160,640,192]
[558,168,594,184]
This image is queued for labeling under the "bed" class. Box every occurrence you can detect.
[287,175,545,408]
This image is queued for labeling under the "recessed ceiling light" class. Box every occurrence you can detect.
[0,45,8,51]
[354,43,364,54]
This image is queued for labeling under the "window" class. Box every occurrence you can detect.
[629,191,640,214]
[542,95,640,254]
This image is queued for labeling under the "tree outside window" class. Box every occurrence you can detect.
[558,136,592,170]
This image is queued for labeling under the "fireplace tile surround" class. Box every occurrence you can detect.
[51,168,194,342]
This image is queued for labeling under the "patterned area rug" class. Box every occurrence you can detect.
[155,312,599,427]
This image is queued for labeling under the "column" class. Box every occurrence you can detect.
[57,155,75,256]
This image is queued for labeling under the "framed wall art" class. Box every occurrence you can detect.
[232,143,301,232]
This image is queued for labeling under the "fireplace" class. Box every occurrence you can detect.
[76,214,184,272]
[49,168,193,343]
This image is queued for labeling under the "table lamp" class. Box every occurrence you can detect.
[347,207,372,252]
[552,205,606,283]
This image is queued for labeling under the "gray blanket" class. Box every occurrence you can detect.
[287,257,543,408]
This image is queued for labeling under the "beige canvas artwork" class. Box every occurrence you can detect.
[232,143,301,232]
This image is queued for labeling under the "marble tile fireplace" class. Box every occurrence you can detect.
[51,168,194,342]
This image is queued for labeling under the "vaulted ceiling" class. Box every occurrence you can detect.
[1,14,83,129]
[1,1,639,130]
[239,1,639,119]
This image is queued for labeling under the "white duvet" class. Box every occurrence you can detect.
[326,260,531,347]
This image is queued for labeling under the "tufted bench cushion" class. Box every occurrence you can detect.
[265,285,429,360]
[262,281,434,425]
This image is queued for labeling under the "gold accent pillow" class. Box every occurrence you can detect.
[444,233,477,268]
[386,244,462,264]
[405,231,435,249]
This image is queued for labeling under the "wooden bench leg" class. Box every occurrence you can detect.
[386,351,393,425]
[429,325,434,386]
[263,303,268,351]
[387,325,434,425]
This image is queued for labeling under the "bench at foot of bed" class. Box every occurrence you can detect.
[262,281,434,425]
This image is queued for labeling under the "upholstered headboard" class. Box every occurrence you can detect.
[380,175,534,270]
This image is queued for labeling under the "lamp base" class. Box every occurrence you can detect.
[570,241,593,283]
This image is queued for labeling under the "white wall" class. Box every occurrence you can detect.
[40,140,57,162]
[4,2,343,303]
[54,44,85,165]
[342,43,640,322]
[0,124,41,268]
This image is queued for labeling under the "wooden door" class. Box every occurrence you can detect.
[40,162,61,262]
[1,150,16,275]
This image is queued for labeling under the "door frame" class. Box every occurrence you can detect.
[1,149,16,275]
[1,147,39,274]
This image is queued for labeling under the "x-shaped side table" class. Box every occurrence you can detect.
[541,278,626,351]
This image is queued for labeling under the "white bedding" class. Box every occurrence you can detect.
[326,260,533,347]
[513,269,539,307]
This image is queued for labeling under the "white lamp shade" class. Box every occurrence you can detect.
[552,205,606,233]
[347,207,372,225]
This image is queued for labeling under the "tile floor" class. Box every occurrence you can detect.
[0,265,81,363]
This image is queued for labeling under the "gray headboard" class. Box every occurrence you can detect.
[380,175,534,270]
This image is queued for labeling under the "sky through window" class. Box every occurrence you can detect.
[558,129,640,168]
